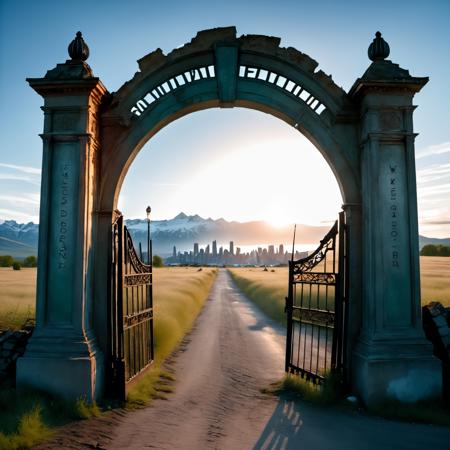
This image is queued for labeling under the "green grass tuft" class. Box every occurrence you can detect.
[0,405,52,450]
[264,372,344,406]
[126,368,176,409]
[74,398,101,420]
[0,385,107,449]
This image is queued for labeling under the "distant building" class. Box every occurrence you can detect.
[165,238,295,267]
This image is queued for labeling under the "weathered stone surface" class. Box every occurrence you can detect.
[109,27,349,120]
[0,330,12,344]
[24,27,438,408]
[45,61,94,80]
[423,301,450,402]
[17,47,107,402]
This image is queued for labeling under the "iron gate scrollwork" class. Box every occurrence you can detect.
[285,212,347,384]
[110,213,154,399]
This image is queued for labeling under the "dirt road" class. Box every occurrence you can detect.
[38,269,450,449]
[108,269,286,449]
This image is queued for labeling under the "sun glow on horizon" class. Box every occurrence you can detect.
[119,109,342,227]
[170,138,342,227]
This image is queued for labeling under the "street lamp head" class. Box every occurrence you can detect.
[146,206,151,220]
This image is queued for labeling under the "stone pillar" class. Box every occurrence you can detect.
[349,33,441,405]
[16,33,108,401]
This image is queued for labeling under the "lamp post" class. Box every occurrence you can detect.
[146,206,152,266]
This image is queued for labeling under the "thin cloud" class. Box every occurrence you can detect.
[0,208,37,221]
[151,182,185,187]
[0,163,41,175]
[418,174,450,184]
[416,141,450,159]
[422,219,450,225]
[418,183,450,197]
[0,174,40,186]
[0,174,33,181]
[417,164,450,183]
[0,194,40,205]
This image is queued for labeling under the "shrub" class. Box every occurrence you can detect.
[420,244,450,257]
[0,255,14,267]
[12,262,21,271]
[152,255,164,267]
[23,256,37,268]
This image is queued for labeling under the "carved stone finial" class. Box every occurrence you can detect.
[68,31,90,61]
[368,31,390,61]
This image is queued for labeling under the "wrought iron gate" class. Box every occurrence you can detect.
[110,213,154,399]
[285,212,347,384]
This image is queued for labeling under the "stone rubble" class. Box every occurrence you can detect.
[0,319,34,383]
[422,301,450,403]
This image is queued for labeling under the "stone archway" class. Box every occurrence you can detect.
[18,28,441,406]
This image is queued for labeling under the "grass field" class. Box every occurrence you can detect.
[151,266,217,363]
[229,256,450,326]
[0,268,36,330]
[0,267,217,331]
[1,257,448,331]
[419,257,450,306]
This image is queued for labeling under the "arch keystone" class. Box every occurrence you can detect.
[214,43,239,104]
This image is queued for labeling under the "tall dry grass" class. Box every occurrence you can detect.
[0,268,36,330]
[152,267,217,363]
[229,256,450,327]
[420,256,450,306]
[1,258,446,333]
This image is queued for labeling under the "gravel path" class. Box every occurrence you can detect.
[37,269,450,449]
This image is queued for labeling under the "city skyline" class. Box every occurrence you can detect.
[166,239,306,266]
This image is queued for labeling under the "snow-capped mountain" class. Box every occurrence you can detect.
[0,213,329,258]
[125,212,329,256]
[0,220,39,258]
[1,213,446,258]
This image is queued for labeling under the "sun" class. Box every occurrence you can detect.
[265,204,292,228]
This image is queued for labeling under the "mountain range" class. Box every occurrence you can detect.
[1,213,449,258]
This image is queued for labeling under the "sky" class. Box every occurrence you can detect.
[0,0,449,237]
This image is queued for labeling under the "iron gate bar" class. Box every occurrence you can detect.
[285,216,346,384]
[110,213,154,400]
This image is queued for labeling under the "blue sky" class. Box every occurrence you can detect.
[0,0,449,236]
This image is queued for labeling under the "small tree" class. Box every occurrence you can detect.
[0,255,14,267]
[23,255,38,267]
[12,261,21,270]
[152,255,164,267]
[420,244,450,257]
[420,244,438,256]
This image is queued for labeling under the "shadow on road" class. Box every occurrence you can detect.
[253,398,302,450]
[252,395,450,450]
